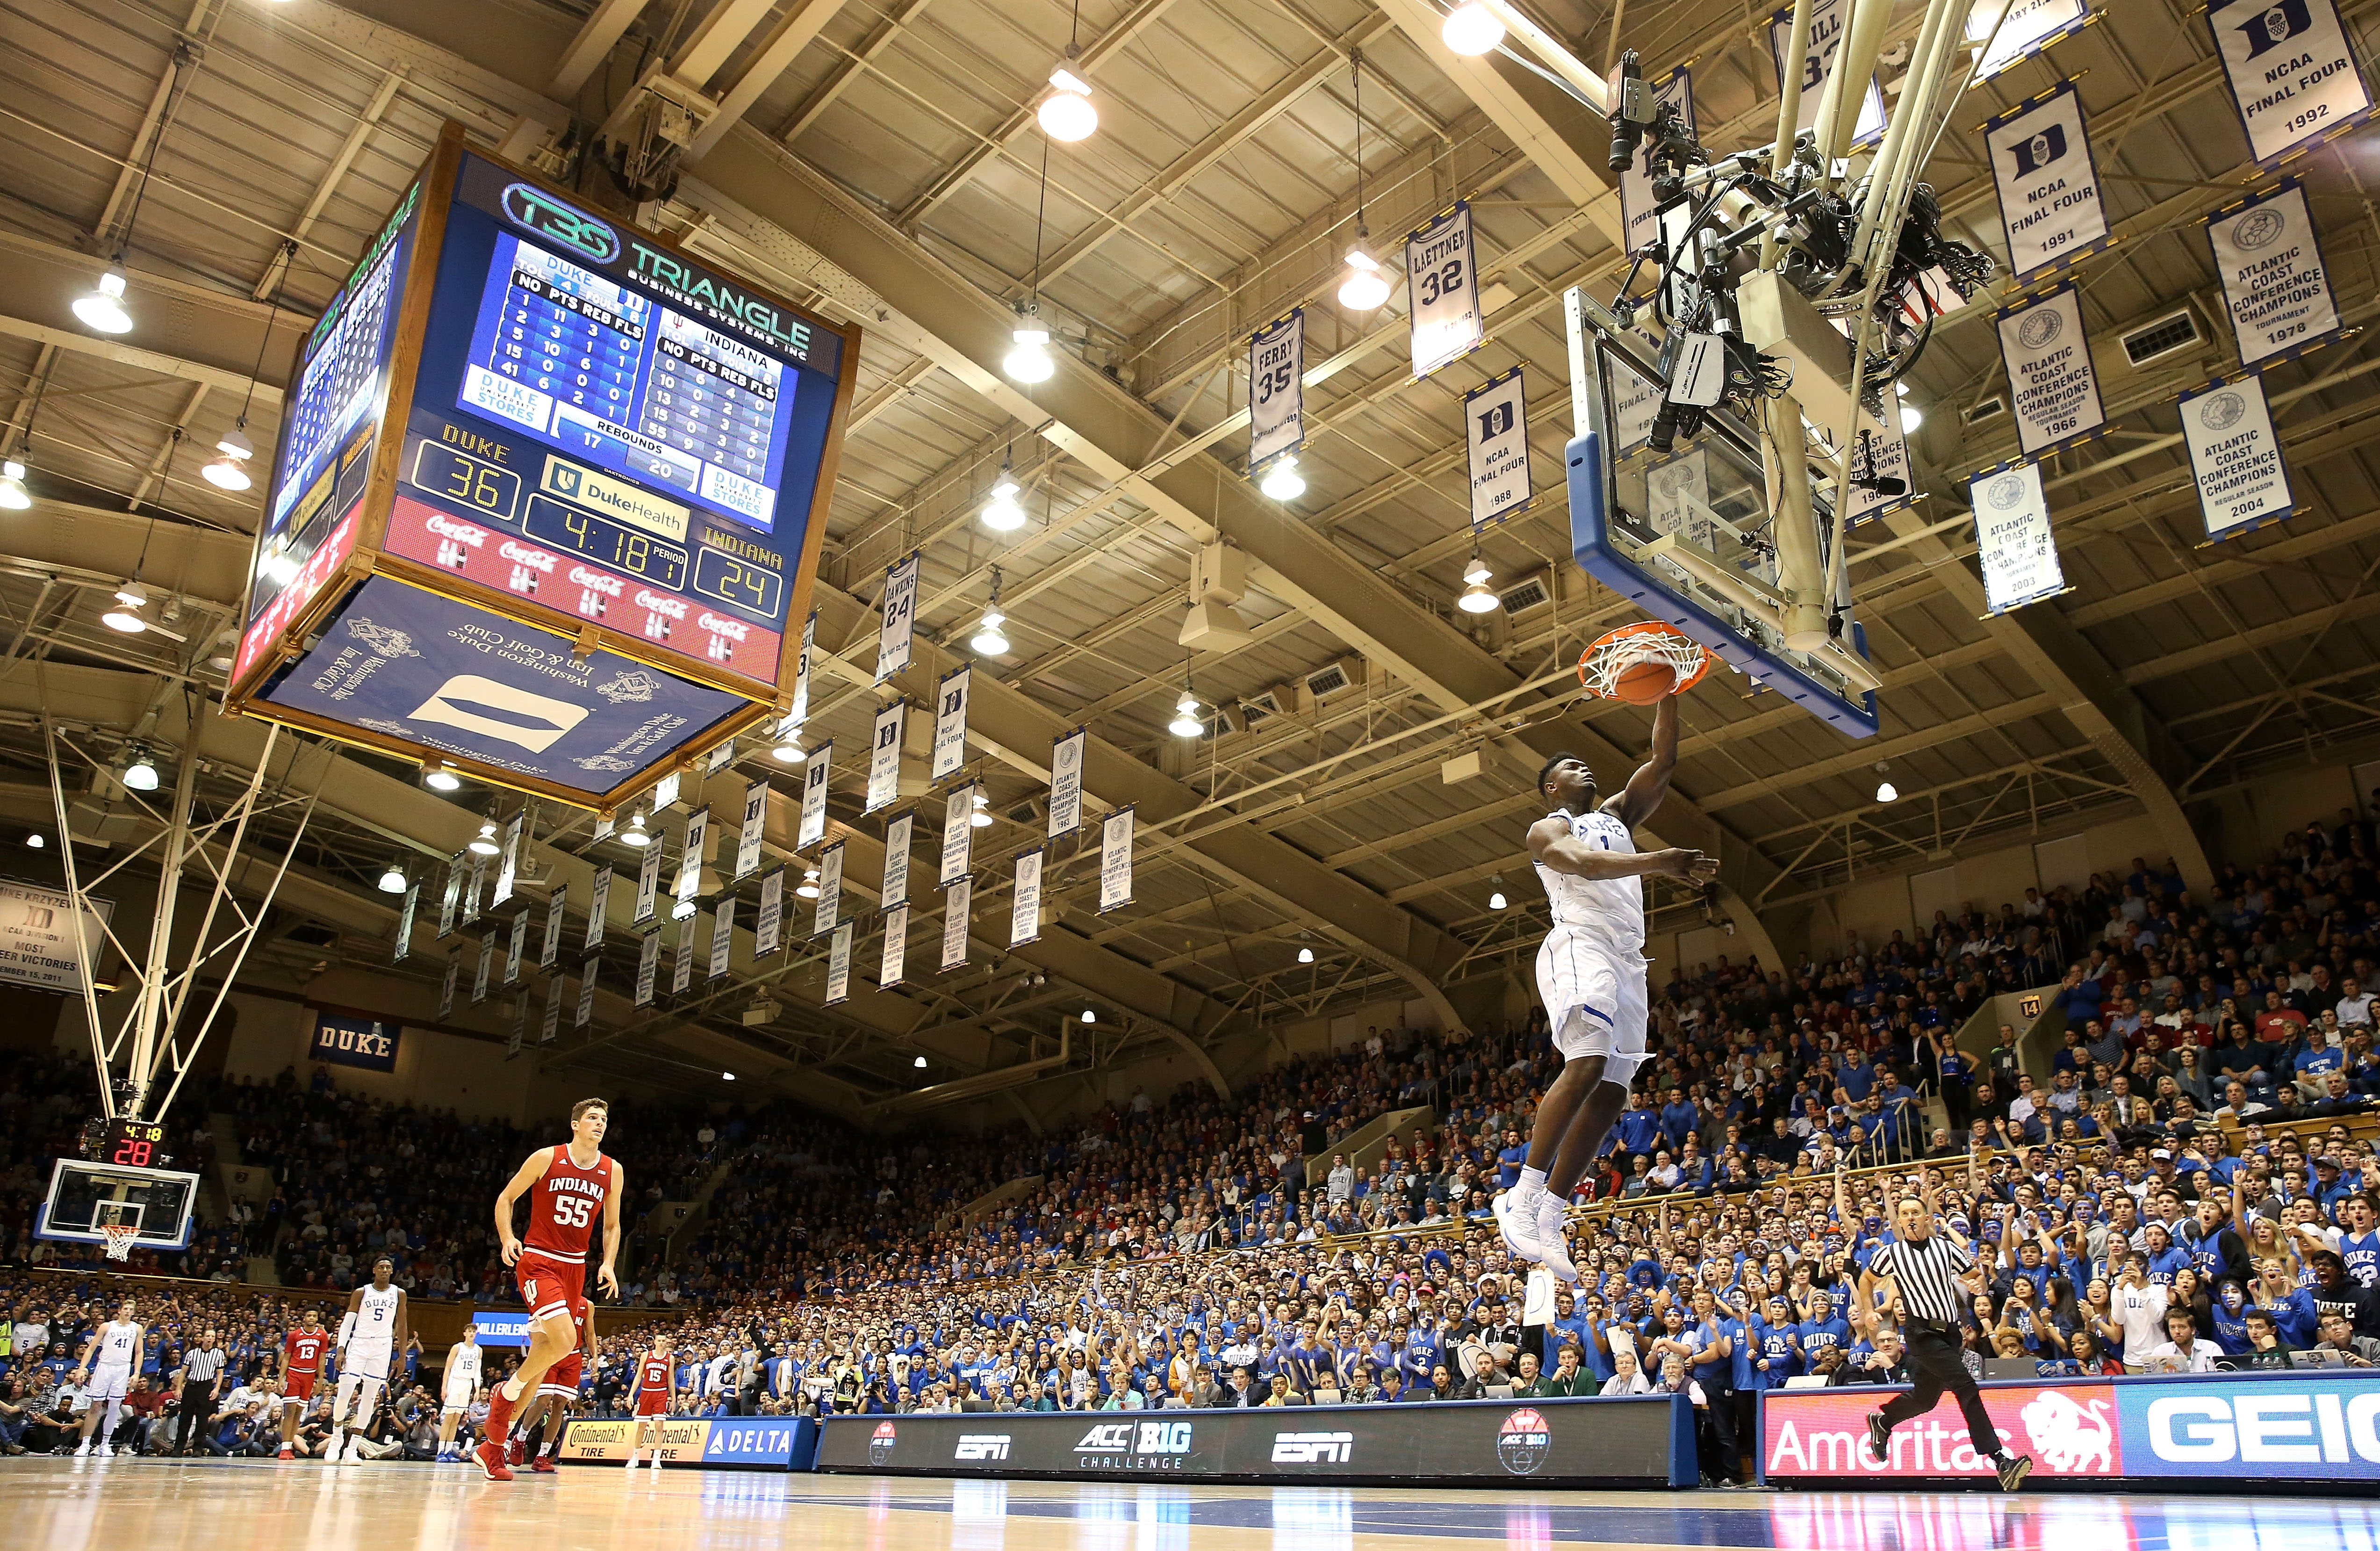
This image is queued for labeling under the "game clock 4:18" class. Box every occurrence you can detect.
[105,1119,168,1169]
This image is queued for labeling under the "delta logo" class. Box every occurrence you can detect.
[866,1420,898,1466]
[1496,1407,1552,1476]
[1763,1388,2120,1479]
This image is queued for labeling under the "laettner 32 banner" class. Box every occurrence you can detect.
[817,1397,1693,1486]
[2205,0,2374,166]
[1984,79,2109,282]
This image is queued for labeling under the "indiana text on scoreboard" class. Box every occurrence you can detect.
[224,121,857,812]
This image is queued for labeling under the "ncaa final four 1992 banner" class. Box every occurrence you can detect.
[816,1396,1695,1486]
[2205,0,2375,166]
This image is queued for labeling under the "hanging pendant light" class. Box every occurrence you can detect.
[1258,455,1305,501]
[619,810,653,847]
[101,584,151,634]
[1168,659,1203,737]
[1874,761,1898,804]
[468,820,501,857]
[1442,2,1505,55]
[74,271,133,334]
[1038,62,1097,141]
[377,858,408,894]
[201,426,254,491]
[797,868,821,899]
[1297,943,1315,964]
[770,732,807,764]
[972,566,1011,655]
[0,461,29,512]
[1458,551,1499,613]
[424,763,462,793]
[122,745,159,792]
[982,453,1026,531]
[1489,872,1508,910]
[1005,322,1055,383]
[1337,53,1392,314]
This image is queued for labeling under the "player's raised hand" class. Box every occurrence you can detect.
[1647,848,1719,881]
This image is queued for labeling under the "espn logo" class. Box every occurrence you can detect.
[954,1435,1011,1461]
[1271,1431,1354,1464]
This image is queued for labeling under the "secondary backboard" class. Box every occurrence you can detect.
[1562,287,1881,738]
[38,1158,200,1251]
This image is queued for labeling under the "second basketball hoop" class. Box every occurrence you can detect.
[1577,620,1712,706]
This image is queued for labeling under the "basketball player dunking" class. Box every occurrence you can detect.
[1494,696,1716,1281]
[475,1097,622,1481]
[328,1257,409,1464]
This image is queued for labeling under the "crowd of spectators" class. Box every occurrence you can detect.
[4,808,2379,1482]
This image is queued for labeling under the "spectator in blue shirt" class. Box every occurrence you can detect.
[1658,1087,1699,1152]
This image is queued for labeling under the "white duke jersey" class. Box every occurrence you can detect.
[1533,806,1644,952]
[445,1343,482,1392]
[94,1320,138,1371]
[354,1284,401,1349]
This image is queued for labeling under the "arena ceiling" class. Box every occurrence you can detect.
[0,0,2374,1114]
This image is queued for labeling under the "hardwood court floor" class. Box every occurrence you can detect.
[8,1457,2375,1551]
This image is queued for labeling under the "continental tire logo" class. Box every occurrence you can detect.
[954,1435,1011,1461]
[1496,1407,1553,1476]
[866,1420,897,1465]
[501,183,621,265]
[1271,1431,1354,1464]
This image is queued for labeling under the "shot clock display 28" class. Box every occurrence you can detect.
[102,1118,168,1169]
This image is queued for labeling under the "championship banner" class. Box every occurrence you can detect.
[438,854,462,938]
[788,610,816,726]
[940,877,971,972]
[505,910,528,986]
[867,701,904,813]
[1406,203,1482,378]
[472,933,492,1004]
[1464,367,1532,529]
[634,836,662,927]
[1995,282,2105,457]
[2207,181,2344,368]
[586,867,611,949]
[882,810,913,907]
[394,882,417,962]
[880,902,909,989]
[464,852,486,925]
[797,741,832,849]
[1619,69,1695,253]
[703,737,737,776]
[439,952,459,1019]
[825,921,853,1006]
[755,867,784,957]
[814,841,844,937]
[505,1008,522,1060]
[1984,79,2109,282]
[709,897,736,980]
[1248,310,1306,470]
[576,957,597,1027]
[1767,0,1886,148]
[1968,0,2094,82]
[876,552,920,682]
[540,976,561,1045]
[539,885,565,970]
[940,786,975,885]
[2181,372,2296,541]
[1011,849,1043,947]
[1608,322,1670,455]
[1049,729,1086,838]
[1845,420,1915,526]
[674,808,708,917]
[1647,447,1715,552]
[930,667,970,781]
[671,913,695,996]
[635,928,660,1007]
[1969,461,2068,614]
[492,812,524,907]
[2206,0,2374,166]
[734,779,768,880]
[1098,807,1134,912]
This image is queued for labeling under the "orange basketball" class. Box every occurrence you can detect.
[1614,659,1677,705]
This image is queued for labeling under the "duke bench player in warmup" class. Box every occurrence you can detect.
[475,1097,623,1481]
[1495,689,1717,1280]
[328,1256,410,1465]
[68,1299,144,1457]
[626,1331,677,1470]
[278,1309,332,1460]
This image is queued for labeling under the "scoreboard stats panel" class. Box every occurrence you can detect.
[227,123,856,810]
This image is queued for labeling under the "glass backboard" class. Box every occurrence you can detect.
[38,1158,201,1250]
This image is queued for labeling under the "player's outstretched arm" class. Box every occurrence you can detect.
[597,1158,625,1298]
[1608,696,1683,828]
[1529,814,1717,884]
[493,1149,552,1264]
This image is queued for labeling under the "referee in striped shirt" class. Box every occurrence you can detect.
[1855,1176,2034,1491]
[171,1327,226,1456]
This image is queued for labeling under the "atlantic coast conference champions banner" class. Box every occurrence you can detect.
[2181,373,2297,540]
[1969,461,2067,615]
[1995,282,2106,457]
[2207,180,2345,368]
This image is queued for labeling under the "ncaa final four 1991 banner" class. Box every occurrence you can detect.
[816,1396,1695,1486]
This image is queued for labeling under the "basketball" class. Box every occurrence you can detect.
[1613,659,1677,705]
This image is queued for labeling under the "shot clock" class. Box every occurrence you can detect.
[103,1118,169,1169]
[226,123,857,810]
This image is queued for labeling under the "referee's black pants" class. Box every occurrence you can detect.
[1878,1325,2005,1458]
[173,1383,212,1453]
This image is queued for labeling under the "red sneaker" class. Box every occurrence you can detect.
[530,1455,556,1474]
[472,1440,513,1481]
[508,1438,526,1467]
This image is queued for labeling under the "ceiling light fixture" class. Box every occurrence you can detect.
[1875,760,1898,804]
[1458,551,1499,613]
[1081,1009,1096,1024]
[1005,320,1055,383]
[424,763,462,793]
[0,461,29,512]
[24,832,42,849]
[1168,658,1203,738]
[1258,454,1304,501]
[972,565,1011,655]
[122,746,159,793]
[74,270,133,334]
[1442,1,1505,55]
[1337,53,1392,312]
[770,735,807,763]
[1489,872,1508,910]
[1899,403,1924,434]
[914,1054,928,1068]
[981,451,1026,531]
[101,584,151,634]
[970,788,993,828]
[1298,945,1314,964]
[377,859,408,894]
[1038,63,1097,141]
[619,810,652,847]
[722,1071,736,1082]
[468,820,501,857]
[797,868,821,899]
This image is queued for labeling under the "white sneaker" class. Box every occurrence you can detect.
[624,1453,640,1470]
[324,1437,343,1464]
[344,1439,364,1465]
[1536,1195,1579,1283]
[73,1441,90,1457]
[1492,1188,1545,1262]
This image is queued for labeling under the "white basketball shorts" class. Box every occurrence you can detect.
[1535,926,1649,1087]
[88,1363,131,1401]
[344,1342,393,1384]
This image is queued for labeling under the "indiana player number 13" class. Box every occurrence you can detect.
[475,1097,623,1481]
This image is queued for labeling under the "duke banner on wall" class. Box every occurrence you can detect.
[1463,368,1532,529]
[1099,807,1134,912]
[1049,729,1086,838]
[585,867,610,949]
[2205,0,2374,166]
[709,899,735,980]
[930,667,970,781]
[1767,0,1886,146]
[825,921,852,1006]
[1406,203,1482,378]
[2207,180,2344,368]
[1011,849,1043,946]
[1995,282,2106,457]
[876,552,920,682]
[797,742,832,849]
[755,868,784,957]
[734,779,768,879]
[866,701,903,813]
[1984,79,2109,282]
[882,810,913,906]
[940,878,971,972]
[309,1013,398,1072]
[1968,0,2094,81]
[814,842,843,937]
[880,902,908,988]
[1969,461,2067,614]
[2181,373,2296,540]
[1618,69,1695,253]
[940,786,974,884]
[1247,310,1304,470]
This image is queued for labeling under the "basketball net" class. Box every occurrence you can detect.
[101,1223,138,1262]
[1576,620,1713,700]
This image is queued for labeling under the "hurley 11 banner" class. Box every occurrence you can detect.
[2180,373,2296,541]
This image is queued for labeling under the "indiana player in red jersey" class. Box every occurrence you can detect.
[506,1299,595,1473]
[277,1310,331,1460]
[625,1332,676,1470]
[475,1097,622,1481]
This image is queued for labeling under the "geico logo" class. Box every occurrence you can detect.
[1076,1424,1133,1452]
[953,1435,1012,1461]
[2149,1392,2380,1464]
[1136,1422,1193,1455]
[1270,1431,1354,1464]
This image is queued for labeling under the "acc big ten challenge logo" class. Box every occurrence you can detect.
[1074,1419,1194,1470]
[1496,1407,1553,1476]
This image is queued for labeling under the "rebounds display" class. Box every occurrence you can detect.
[227,123,857,809]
